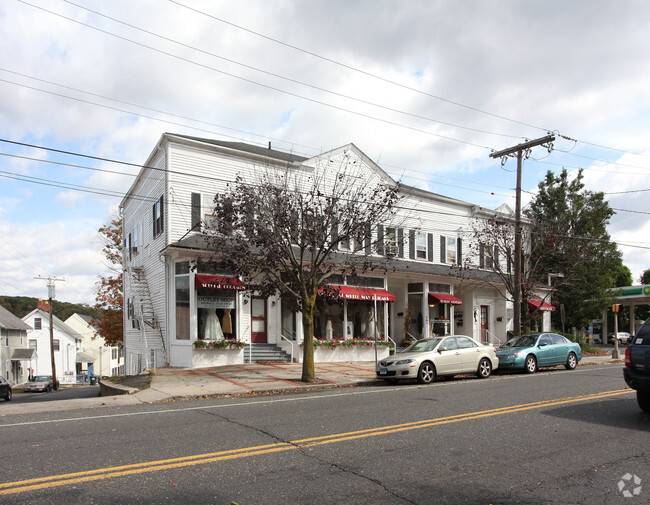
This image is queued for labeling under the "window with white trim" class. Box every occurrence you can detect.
[416,232,427,259]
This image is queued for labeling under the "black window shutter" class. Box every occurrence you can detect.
[397,228,404,258]
[440,236,446,263]
[365,224,371,254]
[479,244,485,269]
[152,202,156,238]
[191,193,201,230]
[427,233,434,262]
[377,224,384,255]
[409,230,415,260]
[457,238,463,265]
[331,217,338,247]
[160,195,164,234]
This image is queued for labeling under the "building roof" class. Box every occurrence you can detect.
[11,348,35,360]
[0,305,31,331]
[170,134,309,164]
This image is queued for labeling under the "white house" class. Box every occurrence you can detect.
[120,134,550,374]
[0,304,33,385]
[65,313,124,377]
[22,302,91,384]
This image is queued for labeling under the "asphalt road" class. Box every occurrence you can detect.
[0,364,647,504]
[8,385,100,405]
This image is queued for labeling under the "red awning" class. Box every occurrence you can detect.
[322,285,396,302]
[428,293,463,305]
[195,274,246,291]
[528,298,555,312]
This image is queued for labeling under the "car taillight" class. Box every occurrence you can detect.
[625,348,632,367]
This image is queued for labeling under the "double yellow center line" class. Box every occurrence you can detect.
[0,388,632,496]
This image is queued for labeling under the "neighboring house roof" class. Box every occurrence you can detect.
[22,309,86,341]
[76,351,95,363]
[11,348,35,360]
[0,305,32,331]
[170,134,309,164]
[66,313,98,331]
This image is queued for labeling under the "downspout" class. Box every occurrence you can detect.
[159,252,170,366]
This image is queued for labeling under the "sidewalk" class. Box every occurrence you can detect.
[1,355,621,415]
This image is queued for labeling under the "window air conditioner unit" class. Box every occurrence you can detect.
[385,244,398,257]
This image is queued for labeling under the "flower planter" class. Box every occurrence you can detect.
[192,348,245,368]
[300,346,390,363]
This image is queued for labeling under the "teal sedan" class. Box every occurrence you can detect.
[495,333,582,373]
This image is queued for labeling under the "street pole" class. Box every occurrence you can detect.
[34,276,65,390]
[489,135,555,337]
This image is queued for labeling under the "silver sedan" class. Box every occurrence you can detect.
[377,336,499,384]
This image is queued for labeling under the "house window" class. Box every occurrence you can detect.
[440,236,457,264]
[34,317,42,330]
[416,233,427,259]
[133,226,138,253]
[53,339,60,351]
[153,195,164,238]
[112,348,118,360]
[29,339,37,350]
[191,193,201,230]
[125,232,132,261]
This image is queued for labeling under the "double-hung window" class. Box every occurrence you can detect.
[416,233,427,259]
[153,195,164,238]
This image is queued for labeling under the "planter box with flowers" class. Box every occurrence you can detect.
[298,338,392,363]
[192,339,247,368]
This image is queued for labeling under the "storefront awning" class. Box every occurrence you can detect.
[323,285,396,302]
[528,298,555,312]
[195,274,246,291]
[428,293,463,305]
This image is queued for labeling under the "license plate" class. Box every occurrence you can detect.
[379,368,387,375]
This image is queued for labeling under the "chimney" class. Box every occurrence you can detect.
[37,299,50,312]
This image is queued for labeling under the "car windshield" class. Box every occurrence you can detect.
[502,336,537,348]
[405,338,443,353]
[32,376,50,382]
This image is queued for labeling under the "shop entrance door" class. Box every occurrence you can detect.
[480,305,489,343]
[251,297,267,343]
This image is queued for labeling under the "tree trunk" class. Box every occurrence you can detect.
[301,295,316,383]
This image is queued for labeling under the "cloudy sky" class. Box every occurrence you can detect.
[1,0,649,305]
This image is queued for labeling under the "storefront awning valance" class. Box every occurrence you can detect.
[428,293,463,305]
[322,285,396,302]
[195,274,246,291]
[528,298,555,312]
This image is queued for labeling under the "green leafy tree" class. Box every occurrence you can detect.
[525,169,622,330]
[207,157,401,382]
[640,269,650,285]
[90,217,123,346]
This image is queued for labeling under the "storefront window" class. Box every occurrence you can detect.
[429,303,451,336]
[314,297,387,340]
[407,293,424,339]
[197,288,236,340]
[175,275,190,340]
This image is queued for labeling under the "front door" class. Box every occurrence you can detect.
[251,297,267,343]
[480,305,489,343]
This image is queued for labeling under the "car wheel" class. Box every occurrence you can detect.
[637,391,650,413]
[565,352,578,370]
[384,378,399,385]
[46,385,51,393]
[525,355,537,374]
[5,389,12,401]
[477,358,492,379]
[417,362,436,384]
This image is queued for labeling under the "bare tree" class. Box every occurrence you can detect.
[206,154,402,382]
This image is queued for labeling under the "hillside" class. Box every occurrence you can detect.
[0,295,95,321]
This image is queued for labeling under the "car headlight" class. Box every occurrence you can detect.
[395,359,414,365]
[507,352,522,359]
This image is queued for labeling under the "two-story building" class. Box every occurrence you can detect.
[22,302,93,384]
[65,313,124,377]
[0,304,33,385]
[120,133,538,374]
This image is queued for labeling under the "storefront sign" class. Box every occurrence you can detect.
[198,295,236,309]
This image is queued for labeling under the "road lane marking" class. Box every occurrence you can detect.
[0,388,633,496]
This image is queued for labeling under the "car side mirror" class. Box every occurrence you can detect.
[438,346,447,352]
[539,342,548,347]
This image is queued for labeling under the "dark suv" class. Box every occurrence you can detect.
[623,319,650,412]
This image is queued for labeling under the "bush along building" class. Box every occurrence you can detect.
[120,134,552,374]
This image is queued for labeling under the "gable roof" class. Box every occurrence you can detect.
[22,309,85,341]
[0,305,31,331]
[169,134,309,164]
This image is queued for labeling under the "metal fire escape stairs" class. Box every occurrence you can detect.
[128,267,166,369]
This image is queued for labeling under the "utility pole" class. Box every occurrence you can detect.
[490,135,554,337]
[34,276,66,390]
